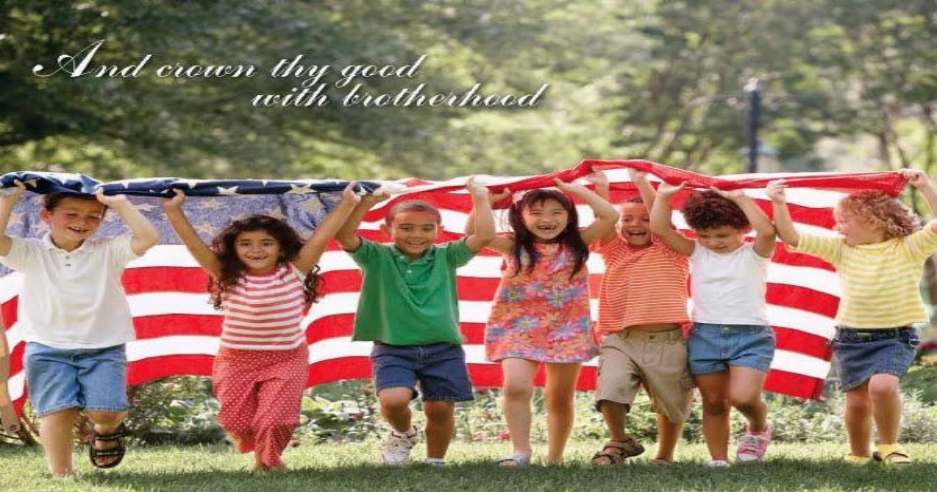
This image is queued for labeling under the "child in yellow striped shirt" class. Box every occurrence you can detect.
[767,170,937,466]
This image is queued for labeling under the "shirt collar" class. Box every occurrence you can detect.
[40,233,96,253]
[392,244,436,265]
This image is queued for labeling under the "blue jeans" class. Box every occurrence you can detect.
[24,342,129,417]
[687,323,775,375]
[370,342,474,402]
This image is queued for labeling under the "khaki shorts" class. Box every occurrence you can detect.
[595,327,695,422]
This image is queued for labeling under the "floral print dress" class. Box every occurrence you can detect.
[485,242,597,363]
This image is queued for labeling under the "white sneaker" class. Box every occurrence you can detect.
[708,459,730,467]
[380,428,418,465]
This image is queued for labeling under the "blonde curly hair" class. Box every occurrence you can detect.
[837,191,920,240]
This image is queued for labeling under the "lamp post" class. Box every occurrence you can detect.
[743,78,762,174]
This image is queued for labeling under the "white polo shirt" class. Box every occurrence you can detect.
[0,234,139,349]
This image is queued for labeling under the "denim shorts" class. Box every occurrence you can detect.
[370,342,474,402]
[687,323,775,375]
[24,342,129,417]
[832,327,919,392]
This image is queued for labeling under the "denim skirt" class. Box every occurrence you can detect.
[831,327,919,391]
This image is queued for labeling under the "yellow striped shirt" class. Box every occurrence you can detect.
[793,220,937,328]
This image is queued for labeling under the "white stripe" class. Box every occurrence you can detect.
[129,293,217,316]
[767,263,841,297]
[126,336,220,360]
[8,372,25,401]
[766,305,836,340]
[771,349,831,379]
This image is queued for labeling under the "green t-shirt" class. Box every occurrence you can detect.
[348,238,476,345]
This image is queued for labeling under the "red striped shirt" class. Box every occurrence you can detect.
[220,263,306,350]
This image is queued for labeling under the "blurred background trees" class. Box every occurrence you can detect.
[0,0,934,182]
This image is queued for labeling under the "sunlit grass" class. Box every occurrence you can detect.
[2,440,935,491]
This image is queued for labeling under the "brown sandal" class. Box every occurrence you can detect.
[591,436,645,465]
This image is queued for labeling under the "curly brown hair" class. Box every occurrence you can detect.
[681,190,749,231]
[838,191,920,240]
[208,215,321,310]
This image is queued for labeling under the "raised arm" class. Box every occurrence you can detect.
[464,186,513,254]
[96,190,160,256]
[162,190,222,278]
[766,180,800,247]
[334,191,389,252]
[0,181,25,256]
[583,170,617,245]
[293,183,360,274]
[629,169,657,211]
[712,188,776,258]
[554,176,619,245]
[463,178,497,253]
[902,169,937,232]
[649,182,695,256]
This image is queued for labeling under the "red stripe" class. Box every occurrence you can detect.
[764,368,826,400]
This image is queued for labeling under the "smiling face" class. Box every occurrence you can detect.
[521,198,570,243]
[234,230,282,275]
[383,210,440,260]
[833,205,886,246]
[40,197,107,251]
[695,225,748,254]
[618,202,652,247]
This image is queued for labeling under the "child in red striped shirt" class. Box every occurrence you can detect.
[589,169,693,465]
[162,184,359,471]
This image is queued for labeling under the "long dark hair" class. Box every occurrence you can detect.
[208,215,321,310]
[507,189,588,279]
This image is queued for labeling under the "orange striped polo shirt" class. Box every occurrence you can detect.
[220,263,307,350]
[592,236,690,335]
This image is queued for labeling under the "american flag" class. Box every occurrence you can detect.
[0,161,910,416]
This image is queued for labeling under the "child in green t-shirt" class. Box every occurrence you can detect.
[335,178,495,466]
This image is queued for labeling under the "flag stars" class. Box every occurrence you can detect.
[287,184,314,194]
[200,198,225,210]
[218,186,240,195]
[195,223,218,237]
[265,208,288,220]
[7,211,23,226]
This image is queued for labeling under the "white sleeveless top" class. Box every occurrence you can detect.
[690,243,769,325]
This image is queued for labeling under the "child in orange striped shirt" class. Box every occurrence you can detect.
[588,169,693,465]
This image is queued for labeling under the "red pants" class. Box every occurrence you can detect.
[213,344,308,468]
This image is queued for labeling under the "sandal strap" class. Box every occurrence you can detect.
[92,423,128,442]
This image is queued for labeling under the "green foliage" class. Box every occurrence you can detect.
[902,365,937,404]
[126,376,226,445]
[115,376,937,447]
[299,381,381,443]
[3,1,932,180]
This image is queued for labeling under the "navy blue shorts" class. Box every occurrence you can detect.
[687,323,775,375]
[832,327,919,392]
[370,342,474,402]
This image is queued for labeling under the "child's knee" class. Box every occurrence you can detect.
[503,381,534,400]
[85,410,127,426]
[701,397,729,415]
[423,401,454,422]
[379,388,414,410]
[868,375,900,399]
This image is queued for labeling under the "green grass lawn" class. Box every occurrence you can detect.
[2,440,935,491]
